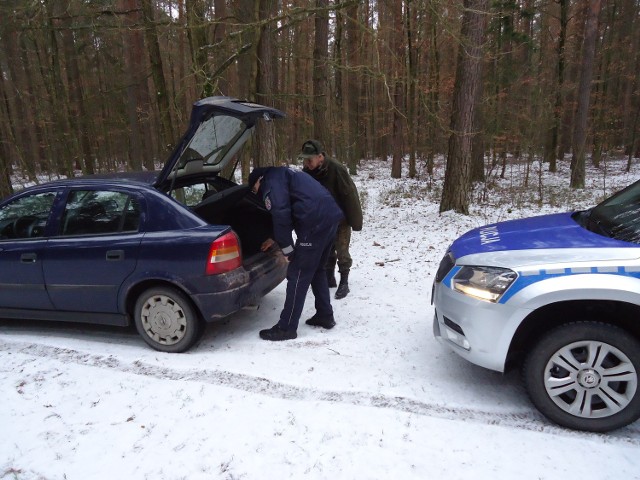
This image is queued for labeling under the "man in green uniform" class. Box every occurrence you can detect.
[300,139,363,300]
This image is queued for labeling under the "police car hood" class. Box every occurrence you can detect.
[450,212,640,268]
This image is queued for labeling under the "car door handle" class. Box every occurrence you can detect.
[106,250,124,261]
[20,253,37,263]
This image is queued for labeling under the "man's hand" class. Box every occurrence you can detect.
[260,238,276,252]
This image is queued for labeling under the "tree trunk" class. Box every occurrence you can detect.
[345,2,361,174]
[121,0,153,171]
[252,0,278,168]
[407,0,418,179]
[333,10,345,161]
[235,0,258,180]
[0,75,14,196]
[186,0,211,97]
[213,0,230,95]
[46,0,75,177]
[621,1,640,159]
[141,0,176,152]
[426,4,441,177]
[60,16,94,174]
[591,1,615,169]
[2,7,39,180]
[292,18,310,154]
[545,0,567,172]
[570,0,602,189]
[440,0,489,214]
[390,0,404,179]
[235,0,255,101]
[471,80,485,182]
[312,0,330,144]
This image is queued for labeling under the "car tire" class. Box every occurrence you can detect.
[523,321,640,432]
[134,286,203,353]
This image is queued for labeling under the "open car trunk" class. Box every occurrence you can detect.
[191,184,274,261]
[154,96,285,265]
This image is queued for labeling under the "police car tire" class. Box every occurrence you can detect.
[523,321,640,433]
[134,286,203,353]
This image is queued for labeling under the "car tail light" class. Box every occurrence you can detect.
[206,231,242,275]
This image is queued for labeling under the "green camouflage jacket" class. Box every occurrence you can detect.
[303,156,363,231]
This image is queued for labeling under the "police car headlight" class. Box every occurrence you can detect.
[452,266,517,303]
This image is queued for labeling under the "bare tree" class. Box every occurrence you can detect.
[390,0,404,179]
[544,0,568,172]
[121,0,154,171]
[252,0,278,167]
[141,0,176,152]
[186,0,212,97]
[213,0,230,94]
[1,2,39,180]
[440,0,489,214]
[425,1,442,177]
[406,0,419,179]
[345,1,362,174]
[0,72,14,196]
[59,9,94,174]
[570,0,602,189]
[312,0,330,144]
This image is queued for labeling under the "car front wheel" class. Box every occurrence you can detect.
[134,286,202,353]
[523,321,640,432]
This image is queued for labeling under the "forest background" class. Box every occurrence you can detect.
[0,0,637,213]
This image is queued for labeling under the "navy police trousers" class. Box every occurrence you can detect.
[277,221,339,332]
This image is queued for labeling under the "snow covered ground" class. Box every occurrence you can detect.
[1,156,640,479]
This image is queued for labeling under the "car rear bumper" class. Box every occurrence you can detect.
[191,250,288,321]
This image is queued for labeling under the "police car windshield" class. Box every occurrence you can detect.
[586,180,640,244]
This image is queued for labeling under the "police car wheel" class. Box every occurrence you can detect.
[523,321,640,432]
[134,286,203,353]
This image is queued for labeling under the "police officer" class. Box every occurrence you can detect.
[300,139,363,299]
[248,166,344,341]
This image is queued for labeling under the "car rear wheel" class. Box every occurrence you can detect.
[134,287,202,353]
[523,321,640,432]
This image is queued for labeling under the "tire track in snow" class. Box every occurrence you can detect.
[2,339,639,445]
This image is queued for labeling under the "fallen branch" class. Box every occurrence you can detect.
[375,258,401,266]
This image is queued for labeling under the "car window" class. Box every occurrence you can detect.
[0,191,56,240]
[171,182,217,207]
[61,190,141,236]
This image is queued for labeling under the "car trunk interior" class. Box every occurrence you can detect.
[191,184,274,260]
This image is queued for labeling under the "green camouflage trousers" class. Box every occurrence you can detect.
[327,220,352,273]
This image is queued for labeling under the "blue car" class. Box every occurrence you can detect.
[0,97,288,352]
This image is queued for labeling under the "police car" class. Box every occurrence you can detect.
[433,180,640,432]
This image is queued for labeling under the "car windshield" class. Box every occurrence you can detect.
[583,180,640,243]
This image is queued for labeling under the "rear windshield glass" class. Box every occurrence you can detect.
[184,115,246,167]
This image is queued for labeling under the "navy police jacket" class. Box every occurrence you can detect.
[255,167,344,255]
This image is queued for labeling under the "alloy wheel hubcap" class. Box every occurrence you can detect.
[544,340,637,419]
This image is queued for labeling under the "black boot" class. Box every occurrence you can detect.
[327,267,337,288]
[305,313,336,329]
[259,324,297,341]
[335,271,350,299]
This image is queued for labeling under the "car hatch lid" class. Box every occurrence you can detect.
[155,96,285,187]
